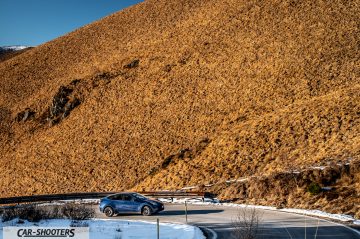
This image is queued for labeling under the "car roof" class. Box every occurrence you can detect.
[108,192,135,197]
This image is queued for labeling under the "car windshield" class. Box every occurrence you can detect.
[132,193,147,200]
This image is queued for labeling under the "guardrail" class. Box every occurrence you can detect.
[140,191,215,202]
[0,191,215,205]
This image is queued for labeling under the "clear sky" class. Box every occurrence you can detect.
[0,0,143,46]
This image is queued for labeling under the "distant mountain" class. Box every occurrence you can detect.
[0,45,29,52]
[0,45,32,62]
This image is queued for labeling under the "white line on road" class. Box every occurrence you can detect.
[294,211,360,238]
[281,222,293,239]
[200,226,218,239]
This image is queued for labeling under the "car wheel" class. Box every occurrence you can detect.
[142,206,152,216]
[104,206,114,217]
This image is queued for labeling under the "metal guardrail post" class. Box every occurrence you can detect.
[185,201,188,224]
[157,218,160,239]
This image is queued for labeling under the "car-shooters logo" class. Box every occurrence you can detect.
[3,227,89,239]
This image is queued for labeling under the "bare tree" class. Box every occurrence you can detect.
[232,206,262,239]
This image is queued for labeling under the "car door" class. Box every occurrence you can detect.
[121,194,137,212]
[116,194,132,213]
[110,194,129,213]
[128,195,142,212]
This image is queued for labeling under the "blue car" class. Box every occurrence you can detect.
[99,192,164,216]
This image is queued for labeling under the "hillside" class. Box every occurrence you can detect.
[0,0,359,217]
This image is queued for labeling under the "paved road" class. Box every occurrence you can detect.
[95,203,360,239]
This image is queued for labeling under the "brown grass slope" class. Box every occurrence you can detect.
[0,0,359,215]
[136,85,360,189]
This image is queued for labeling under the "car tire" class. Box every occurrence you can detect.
[142,206,152,216]
[104,206,114,217]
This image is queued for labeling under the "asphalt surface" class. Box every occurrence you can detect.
[95,203,360,239]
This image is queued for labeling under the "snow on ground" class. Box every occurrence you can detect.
[180,186,198,190]
[158,198,360,225]
[310,166,327,170]
[38,199,101,206]
[0,218,205,239]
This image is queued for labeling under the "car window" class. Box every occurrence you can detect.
[108,194,122,200]
[122,194,132,201]
[132,193,147,200]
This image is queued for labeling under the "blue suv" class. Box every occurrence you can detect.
[99,192,164,216]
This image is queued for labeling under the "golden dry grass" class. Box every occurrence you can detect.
[135,86,360,190]
[0,0,359,216]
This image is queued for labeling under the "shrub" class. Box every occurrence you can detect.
[232,206,262,239]
[0,203,95,222]
[307,182,322,195]
[0,205,48,222]
[61,203,95,220]
[0,207,16,222]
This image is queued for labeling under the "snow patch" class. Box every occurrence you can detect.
[280,208,355,222]
[181,186,198,190]
[0,46,29,51]
[236,178,248,182]
[310,166,326,170]
[0,219,205,239]
[36,199,100,207]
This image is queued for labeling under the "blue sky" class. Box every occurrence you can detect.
[0,0,143,46]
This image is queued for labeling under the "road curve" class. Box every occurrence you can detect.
[94,203,360,239]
